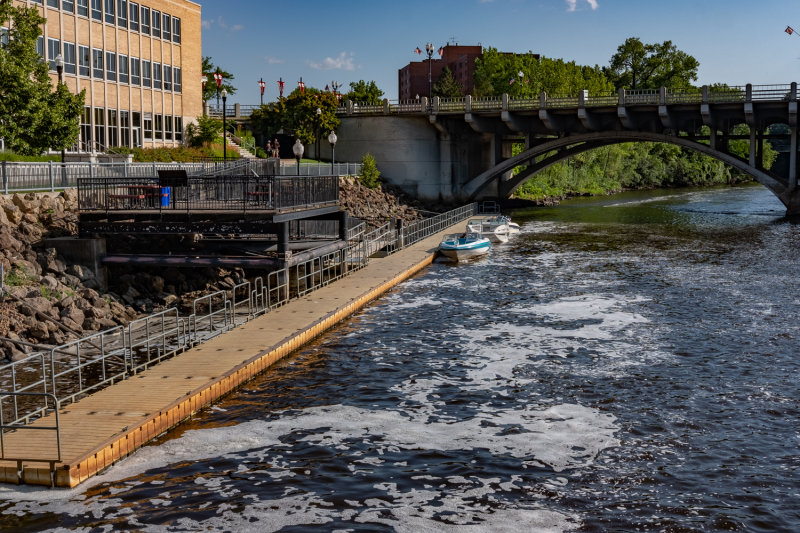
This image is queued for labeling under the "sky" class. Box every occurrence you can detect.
[199,0,800,104]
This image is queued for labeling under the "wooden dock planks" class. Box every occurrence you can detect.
[0,228,450,488]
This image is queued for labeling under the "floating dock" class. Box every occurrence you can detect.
[0,227,455,488]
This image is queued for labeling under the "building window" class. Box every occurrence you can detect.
[105,51,116,81]
[63,42,76,75]
[80,106,92,151]
[152,61,161,89]
[162,13,170,41]
[155,114,163,140]
[47,0,59,9]
[91,0,101,20]
[118,54,128,83]
[1,27,9,48]
[120,110,130,147]
[78,45,89,76]
[163,64,171,91]
[104,0,114,24]
[175,116,182,142]
[132,111,141,147]
[143,113,152,140]
[63,0,74,13]
[107,109,118,147]
[92,48,103,78]
[173,67,181,93]
[151,9,160,38]
[140,5,150,34]
[47,38,60,71]
[130,57,140,85]
[165,114,172,141]
[94,107,105,149]
[129,2,138,31]
[77,0,88,16]
[172,17,180,44]
[117,0,127,27]
[142,59,151,87]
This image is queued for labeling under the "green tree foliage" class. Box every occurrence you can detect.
[345,80,384,105]
[0,2,84,155]
[202,56,236,103]
[432,67,463,98]
[282,87,340,146]
[604,37,699,91]
[359,153,380,189]
[248,99,286,143]
[472,48,614,98]
[185,115,223,147]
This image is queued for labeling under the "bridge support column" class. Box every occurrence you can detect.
[749,128,757,167]
[791,126,798,191]
[277,222,289,254]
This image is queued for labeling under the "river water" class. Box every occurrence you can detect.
[1,185,799,532]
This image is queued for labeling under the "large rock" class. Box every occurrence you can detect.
[60,303,85,327]
[2,203,22,225]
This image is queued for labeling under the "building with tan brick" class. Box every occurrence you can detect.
[10,0,202,152]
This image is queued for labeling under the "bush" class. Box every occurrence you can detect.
[359,153,381,189]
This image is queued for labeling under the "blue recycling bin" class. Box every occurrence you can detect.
[160,187,171,207]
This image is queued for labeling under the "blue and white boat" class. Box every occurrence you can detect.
[438,232,492,261]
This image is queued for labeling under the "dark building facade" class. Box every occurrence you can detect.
[398,44,482,101]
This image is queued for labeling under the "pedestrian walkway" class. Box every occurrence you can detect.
[0,226,454,488]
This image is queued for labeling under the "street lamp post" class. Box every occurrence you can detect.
[201,75,208,115]
[292,139,304,176]
[425,43,434,103]
[328,131,337,175]
[315,107,321,160]
[258,77,266,106]
[221,88,227,162]
[55,54,66,180]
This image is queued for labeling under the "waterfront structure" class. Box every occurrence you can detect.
[10,0,202,152]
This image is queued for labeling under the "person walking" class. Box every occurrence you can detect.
[265,141,272,158]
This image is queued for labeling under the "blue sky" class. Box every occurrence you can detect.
[199,0,800,104]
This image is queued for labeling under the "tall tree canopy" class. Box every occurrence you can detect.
[604,37,699,91]
[432,67,463,98]
[202,56,236,103]
[344,80,384,105]
[0,1,84,155]
[472,48,613,98]
[249,86,340,146]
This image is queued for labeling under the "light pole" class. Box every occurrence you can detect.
[258,77,266,106]
[55,53,66,164]
[315,107,321,159]
[328,131,337,175]
[425,42,434,102]
[221,88,227,162]
[292,139,304,175]
[201,75,208,115]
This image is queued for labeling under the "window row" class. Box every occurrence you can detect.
[79,107,184,151]
[36,0,181,44]
[43,38,182,92]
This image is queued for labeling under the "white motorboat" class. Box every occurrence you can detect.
[466,217,510,243]
[438,232,492,261]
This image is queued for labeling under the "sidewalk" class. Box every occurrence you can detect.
[0,227,453,488]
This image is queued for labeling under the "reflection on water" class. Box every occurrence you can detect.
[1,185,799,532]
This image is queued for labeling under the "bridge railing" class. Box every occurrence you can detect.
[749,84,793,100]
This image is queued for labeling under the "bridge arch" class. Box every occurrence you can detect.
[463,131,792,210]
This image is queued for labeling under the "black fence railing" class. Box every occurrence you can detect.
[77,175,339,213]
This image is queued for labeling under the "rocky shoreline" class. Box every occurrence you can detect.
[0,178,425,362]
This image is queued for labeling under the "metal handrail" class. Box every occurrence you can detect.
[0,391,62,465]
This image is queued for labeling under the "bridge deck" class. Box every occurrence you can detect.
[0,226,454,488]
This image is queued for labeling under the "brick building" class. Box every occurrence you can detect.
[398,44,482,101]
[9,0,202,152]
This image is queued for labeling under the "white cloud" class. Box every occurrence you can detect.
[201,19,212,29]
[264,56,284,65]
[308,52,356,71]
[230,24,244,32]
[565,0,598,11]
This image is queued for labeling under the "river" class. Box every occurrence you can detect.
[1,184,798,532]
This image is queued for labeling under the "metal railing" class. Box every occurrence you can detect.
[0,202,478,463]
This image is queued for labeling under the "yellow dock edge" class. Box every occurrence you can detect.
[10,253,436,488]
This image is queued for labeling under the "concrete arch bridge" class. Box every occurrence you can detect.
[330,83,800,215]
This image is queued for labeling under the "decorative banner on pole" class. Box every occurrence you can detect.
[201,75,207,88]
[298,77,305,93]
[258,78,266,95]
[278,77,285,98]
[213,72,223,88]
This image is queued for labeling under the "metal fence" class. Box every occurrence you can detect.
[0,202,478,466]
[1,160,360,194]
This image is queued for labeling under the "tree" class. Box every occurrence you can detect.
[202,56,236,104]
[0,2,84,155]
[432,67,463,98]
[185,115,223,147]
[359,153,380,189]
[604,37,699,91]
[248,99,287,145]
[283,87,340,146]
[345,80,384,105]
